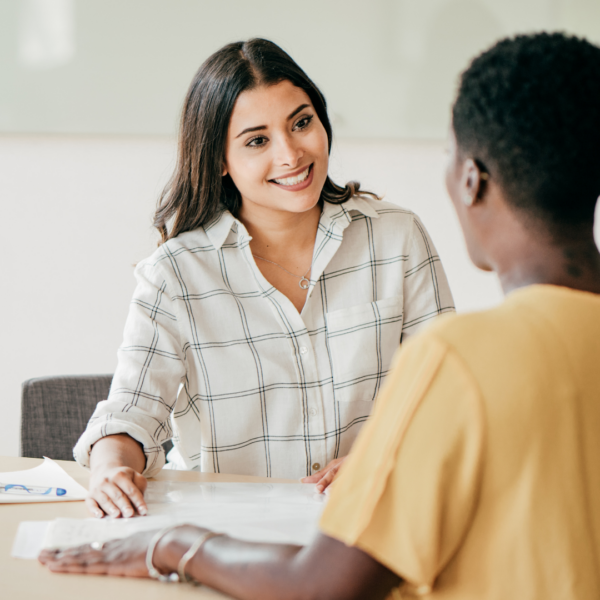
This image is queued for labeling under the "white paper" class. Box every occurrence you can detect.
[144,480,327,506]
[12,481,326,558]
[0,457,88,503]
[11,521,51,559]
[43,502,323,548]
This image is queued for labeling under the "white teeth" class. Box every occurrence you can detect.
[273,166,310,186]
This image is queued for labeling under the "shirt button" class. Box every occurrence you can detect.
[299,346,308,355]
[312,462,321,471]
[309,408,317,416]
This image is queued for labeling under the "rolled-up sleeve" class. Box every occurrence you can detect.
[401,216,455,341]
[73,260,186,476]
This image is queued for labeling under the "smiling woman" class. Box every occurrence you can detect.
[72,38,454,520]
[153,40,370,242]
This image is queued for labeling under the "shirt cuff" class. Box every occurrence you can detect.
[73,421,167,477]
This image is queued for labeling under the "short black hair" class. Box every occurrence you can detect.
[452,32,600,230]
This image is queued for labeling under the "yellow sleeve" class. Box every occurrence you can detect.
[319,333,485,591]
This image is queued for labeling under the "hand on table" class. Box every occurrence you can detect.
[39,530,156,577]
[87,466,148,519]
[301,456,346,493]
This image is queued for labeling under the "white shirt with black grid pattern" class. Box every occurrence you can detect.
[74,196,455,478]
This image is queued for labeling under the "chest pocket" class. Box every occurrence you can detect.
[325,296,403,403]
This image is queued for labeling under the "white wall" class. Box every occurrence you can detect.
[1,135,172,456]
[1,135,597,457]
[3,0,600,138]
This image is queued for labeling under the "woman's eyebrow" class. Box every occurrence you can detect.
[236,124,266,138]
[287,103,310,120]
[235,104,311,139]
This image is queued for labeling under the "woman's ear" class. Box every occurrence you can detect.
[222,166,228,177]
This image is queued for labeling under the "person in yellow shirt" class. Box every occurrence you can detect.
[40,31,600,599]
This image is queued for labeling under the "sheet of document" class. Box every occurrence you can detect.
[0,457,88,503]
[144,480,327,505]
[12,481,326,559]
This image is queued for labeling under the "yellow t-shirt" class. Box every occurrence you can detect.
[320,285,600,599]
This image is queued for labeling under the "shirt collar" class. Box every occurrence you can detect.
[204,196,379,251]
[319,196,380,233]
[204,209,237,251]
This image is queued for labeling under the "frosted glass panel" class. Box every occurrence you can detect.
[1,0,599,138]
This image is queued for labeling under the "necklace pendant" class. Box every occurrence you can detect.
[299,277,310,290]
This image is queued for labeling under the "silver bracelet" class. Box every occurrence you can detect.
[177,531,223,584]
[145,525,181,583]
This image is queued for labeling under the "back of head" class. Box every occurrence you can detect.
[452,32,600,233]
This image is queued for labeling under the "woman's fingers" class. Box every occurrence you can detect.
[131,471,149,511]
[87,467,148,518]
[101,480,138,518]
[92,486,122,518]
[111,470,148,516]
[301,457,346,485]
[315,467,337,493]
[38,548,59,564]
[84,496,105,519]
[40,543,106,572]
[301,469,325,484]
[40,532,156,578]
[48,561,106,575]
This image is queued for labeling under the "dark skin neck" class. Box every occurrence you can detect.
[455,167,600,296]
[491,220,600,295]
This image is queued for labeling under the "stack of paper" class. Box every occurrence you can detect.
[12,474,326,559]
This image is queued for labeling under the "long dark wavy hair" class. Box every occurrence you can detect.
[154,38,377,243]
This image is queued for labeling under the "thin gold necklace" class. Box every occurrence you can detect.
[253,255,312,290]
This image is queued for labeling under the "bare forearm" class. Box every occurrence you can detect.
[159,530,302,600]
[156,527,399,600]
[90,434,146,473]
[39,526,400,598]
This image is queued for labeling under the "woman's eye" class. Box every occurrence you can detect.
[294,115,314,131]
[247,136,268,147]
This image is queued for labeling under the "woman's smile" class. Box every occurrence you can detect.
[225,80,329,216]
[270,164,314,191]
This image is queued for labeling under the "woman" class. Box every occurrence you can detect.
[74,38,454,519]
[43,32,600,598]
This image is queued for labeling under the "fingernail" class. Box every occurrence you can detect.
[95,511,103,519]
[123,509,133,518]
[139,507,147,516]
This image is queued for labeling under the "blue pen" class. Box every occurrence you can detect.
[0,483,67,496]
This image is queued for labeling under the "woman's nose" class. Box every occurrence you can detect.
[274,133,303,167]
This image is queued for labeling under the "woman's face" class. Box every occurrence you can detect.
[224,80,329,217]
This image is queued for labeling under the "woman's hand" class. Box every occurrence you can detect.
[87,434,149,518]
[39,530,156,577]
[87,465,148,519]
[301,456,346,493]
[39,526,209,580]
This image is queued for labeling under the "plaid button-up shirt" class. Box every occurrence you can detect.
[74,197,454,478]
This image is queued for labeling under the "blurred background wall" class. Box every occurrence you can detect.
[1,0,599,457]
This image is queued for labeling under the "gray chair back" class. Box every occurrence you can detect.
[20,374,113,460]
[20,374,174,461]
